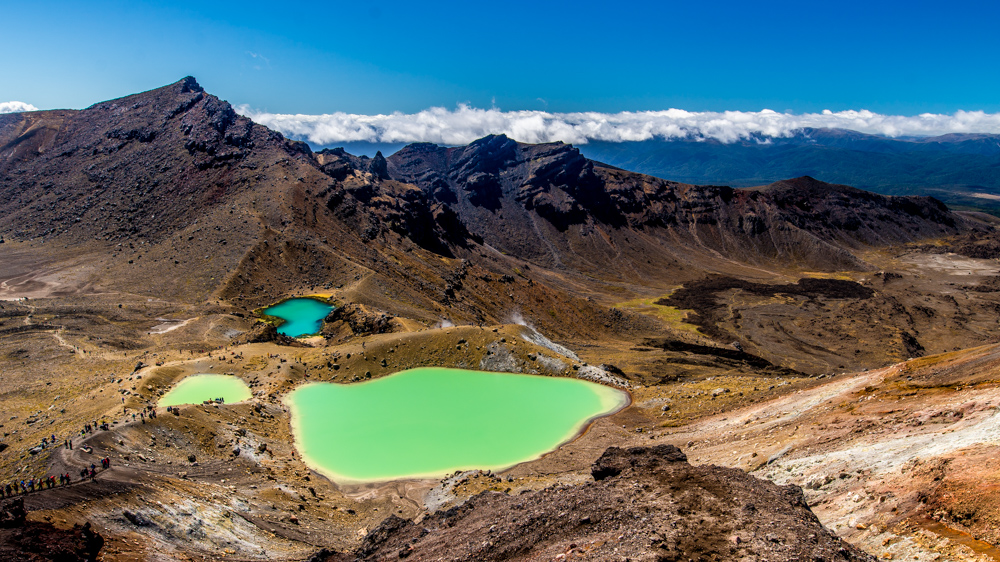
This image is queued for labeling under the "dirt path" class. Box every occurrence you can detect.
[148,317,198,334]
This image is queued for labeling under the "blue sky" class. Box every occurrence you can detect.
[3,0,1000,116]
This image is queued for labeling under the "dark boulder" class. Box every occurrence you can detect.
[591,444,688,480]
[0,498,105,561]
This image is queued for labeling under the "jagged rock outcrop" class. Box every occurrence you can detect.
[322,304,395,337]
[234,320,307,346]
[307,445,873,562]
[234,321,279,344]
[0,498,104,562]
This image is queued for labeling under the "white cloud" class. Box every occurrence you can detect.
[234,104,1000,146]
[0,101,38,114]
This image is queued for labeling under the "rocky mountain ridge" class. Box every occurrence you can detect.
[1,78,979,284]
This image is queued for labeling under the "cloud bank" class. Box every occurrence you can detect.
[234,104,1000,146]
[0,101,38,114]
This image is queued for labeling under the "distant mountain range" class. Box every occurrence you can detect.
[325,128,1000,213]
[575,129,1000,212]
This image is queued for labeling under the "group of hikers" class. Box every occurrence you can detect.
[1,475,69,496]
[126,407,157,423]
[34,433,72,451]
[0,458,110,499]
[8,403,165,499]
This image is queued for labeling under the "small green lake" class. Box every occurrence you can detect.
[159,374,252,407]
[262,298,335,337]
[286,367,628,484]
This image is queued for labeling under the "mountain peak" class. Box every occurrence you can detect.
[177,76,204,94]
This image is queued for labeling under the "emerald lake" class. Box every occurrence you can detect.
[159,374,252,407]
[262,297,335,337]
[285,367,628,484]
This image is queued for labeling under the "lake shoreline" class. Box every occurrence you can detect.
[284,367,630,486]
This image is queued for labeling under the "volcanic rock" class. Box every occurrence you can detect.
[0,498,104,562]
[308,445,872,562]
[323,304,395,337]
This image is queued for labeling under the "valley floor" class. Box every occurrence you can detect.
[2,245,1000,561]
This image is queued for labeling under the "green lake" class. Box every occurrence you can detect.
[262,297,335,337]
[159,374,252,407]
[285,367,629,484]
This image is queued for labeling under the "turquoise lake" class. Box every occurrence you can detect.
[159,374,252,407]
[285,367,629,484]
[262,298,335,337]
